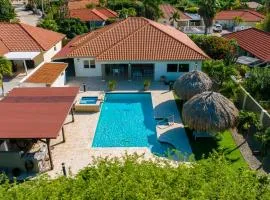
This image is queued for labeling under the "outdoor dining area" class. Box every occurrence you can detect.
[0,87,79,179]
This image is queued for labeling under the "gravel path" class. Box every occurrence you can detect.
[231,129,267,174]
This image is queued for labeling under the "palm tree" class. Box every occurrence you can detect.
[198,0,218,35]
[169,11,180,27]
[0,57,12,96]
[142,0,162,20]
[233,16,244,27]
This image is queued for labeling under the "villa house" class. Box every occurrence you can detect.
[54,17,208,81]
[0,23,65,75]
[214,9,265,31]
[223,28,270,66]
[68,0,99,10]
[158,4,192,28]
[68,8,118,28]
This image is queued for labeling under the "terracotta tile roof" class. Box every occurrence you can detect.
[68,0,99,10]
[159,4,191,20]
[0,23,65,55]
[54,17,208,61]
[25,62,68,85]
[0,40,9,55]
[0,87,79,139]
[223,28,270,62]
[69,8,117,22]
[215,9,264,22]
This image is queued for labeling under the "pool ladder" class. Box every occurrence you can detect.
[156,115,175,129]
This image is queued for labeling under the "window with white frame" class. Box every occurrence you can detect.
[90,60,95,68]
[83,60,90,68]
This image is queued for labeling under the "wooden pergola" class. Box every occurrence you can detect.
[0,87,79,170]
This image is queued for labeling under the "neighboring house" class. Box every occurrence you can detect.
[214,9,265,31]
[159,4,191,28]
[69,8,118,28]
[223,28,270,66]
[0,23,65,75]
[54,17,208,81]
[158,4,205,34]
[68,0,99,10]
[245,2,263,10]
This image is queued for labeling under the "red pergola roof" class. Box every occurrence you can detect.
[0,87,79,139]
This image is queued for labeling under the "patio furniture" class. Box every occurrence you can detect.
[132,71,142,80]
[112,69,120,76]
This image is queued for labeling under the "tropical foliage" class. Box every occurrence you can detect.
[237,110,260,134]
[1,154,270,199]
[0,0,16,22]
[244,67,270,101]
[190,35,238,63]
[0,57,12,95]
[198,0,219,34]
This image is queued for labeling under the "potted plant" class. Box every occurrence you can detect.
[108,80,116,91]
[143,80,151,91]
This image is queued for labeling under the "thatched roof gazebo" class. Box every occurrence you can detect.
[182,91,239,132]
[174,70,212,100]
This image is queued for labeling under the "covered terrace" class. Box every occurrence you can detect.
[0,87,79,174]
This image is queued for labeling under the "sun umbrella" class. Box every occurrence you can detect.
[182,91,239,132]
[174,70,212,101]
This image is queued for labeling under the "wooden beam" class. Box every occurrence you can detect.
[46,139,54,170]
[62,127,65,143]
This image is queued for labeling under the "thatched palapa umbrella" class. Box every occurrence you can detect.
[174,70,212,100]
[182,91,239,132]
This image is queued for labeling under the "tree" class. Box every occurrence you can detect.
[257,13,270,32]
[0,0,16,22]
[255,127,270,156]
[38,18,59,32]
[202,59,238,88]
[99,0,107,7]
[198,0,218,35]
[142,0,162,20]
[118,8,137,19]
[57,18,88,39]
[233,16,244,26]
[0,57,12,96]
[169,11,180,26]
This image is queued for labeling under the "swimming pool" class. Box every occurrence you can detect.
[80,97,98,104]
[92,93,174,156]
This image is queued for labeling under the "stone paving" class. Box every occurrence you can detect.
[47,77,191,177]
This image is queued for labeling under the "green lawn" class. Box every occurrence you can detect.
[174,92,248,169]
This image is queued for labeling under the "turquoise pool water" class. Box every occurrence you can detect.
[92,93,174,156]
[80,97,98,104]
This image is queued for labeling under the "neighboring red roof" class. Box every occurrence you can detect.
[68,0,99,10]
[25,62,68,85]
[0,23,65,55]
[0,87,79,139]
[159,4,191,20]
[69,8,117,22]
[215,9,264,22]
[54,17,208,61]
[223,28,270,62]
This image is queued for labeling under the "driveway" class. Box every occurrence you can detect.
[13,4,41,26]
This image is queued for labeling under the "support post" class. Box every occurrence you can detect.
[23,60,28,75]
[62,127,65,143]
[46,139,54,170]
[128,63,132,81]
[71,107,75,122]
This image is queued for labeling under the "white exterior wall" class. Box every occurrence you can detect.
[51,71,66,87]
[74,58,102,77]
[154,61,201,81]
[215,20,258,29]
[43,41,62,62]
[74,59,202,81]
[20,82,47,87]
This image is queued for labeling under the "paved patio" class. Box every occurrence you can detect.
[47,77,192,177]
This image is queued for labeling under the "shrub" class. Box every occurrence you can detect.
[143,80,151,90]
[1,155,270,199]
[108,80,116,91]
[237,110,260,134]
[244,67,270,101]
[57,18,89,38]
[190,35,238,63]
